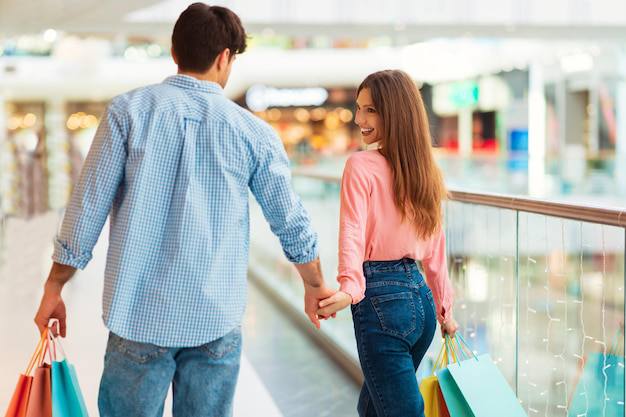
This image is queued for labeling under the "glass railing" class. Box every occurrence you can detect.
[249,170,626,416]
[291,153,626,207]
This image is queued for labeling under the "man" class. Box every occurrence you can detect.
[33,3,334,416]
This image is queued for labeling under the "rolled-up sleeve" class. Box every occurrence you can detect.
[248,130,318,264]
[52,102,128,269]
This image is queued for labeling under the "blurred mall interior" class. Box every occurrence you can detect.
[1,1,625,416]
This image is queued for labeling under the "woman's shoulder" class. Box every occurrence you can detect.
[346,149,384,168]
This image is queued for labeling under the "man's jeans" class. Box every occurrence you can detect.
[98,326,242,417]
[352,258,437,417]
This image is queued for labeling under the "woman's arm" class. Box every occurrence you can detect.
[318,155,370,316]
[422,228,457,336]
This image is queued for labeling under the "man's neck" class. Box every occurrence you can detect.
[177,69,222,87]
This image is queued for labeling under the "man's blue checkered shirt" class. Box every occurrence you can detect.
[53,75,318,347]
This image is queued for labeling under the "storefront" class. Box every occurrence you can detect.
[236,85,359,165]
[431,75,516,156]
[2,101,48,217]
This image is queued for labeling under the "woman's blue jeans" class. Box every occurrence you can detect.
[351,258,437,417]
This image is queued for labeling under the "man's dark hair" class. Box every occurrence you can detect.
[171,3,247,73]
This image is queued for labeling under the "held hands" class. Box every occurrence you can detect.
[317,291,352,318]
[303,284,336,329]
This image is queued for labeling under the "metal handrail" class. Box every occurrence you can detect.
[291,170,626,228]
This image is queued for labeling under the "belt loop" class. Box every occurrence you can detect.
[402,258,410,277]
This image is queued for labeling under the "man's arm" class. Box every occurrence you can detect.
[34,262,76,336]
[52,103,128,269]
[294,257,324,288]
[248,127,335,327]
[34,102,128,335]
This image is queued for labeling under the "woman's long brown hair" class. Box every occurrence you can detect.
[358,70,447,239]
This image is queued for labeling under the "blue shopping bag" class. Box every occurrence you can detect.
[437,366,473,417]
[49,334,88,417]
[435,336,473,417]
[437,335,527,417]
[567,352,624,417]
[447,354,526,417]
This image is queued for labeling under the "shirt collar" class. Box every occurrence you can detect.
[164,74,224,95]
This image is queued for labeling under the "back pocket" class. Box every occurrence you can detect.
[370,291,420,338]
[109,333,169,364]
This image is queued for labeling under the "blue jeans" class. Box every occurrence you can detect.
[98,326,242,417]
[352,258,437,417]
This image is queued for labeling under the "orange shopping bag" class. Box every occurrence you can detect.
[4,329,50,417]
[25,330,52,417]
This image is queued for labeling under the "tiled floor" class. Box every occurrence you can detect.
[0,213,359,416]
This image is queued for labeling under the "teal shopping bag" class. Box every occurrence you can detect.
[447,354,526,417]
[437,335,526,417]
[49,332,88,417]
[435,336,474,417]
[436,366,473,417]
[567,352,624,417]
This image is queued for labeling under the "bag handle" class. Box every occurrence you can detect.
[443,334,479,366]
[445,335,460,363]
[35,331,50,367]
[455,334,479,362]
[432,340,449,372]
[46,319,66,362]
[24,328,49,376]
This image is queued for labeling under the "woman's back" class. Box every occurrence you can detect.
[337,149,451,321]
[341,149,434,261]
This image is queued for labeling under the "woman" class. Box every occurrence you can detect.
[317,70,457,417]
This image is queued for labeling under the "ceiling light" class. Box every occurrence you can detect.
[43,29,57,43]
[560,52,593,74]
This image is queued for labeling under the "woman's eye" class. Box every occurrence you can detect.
[367,108,376,113]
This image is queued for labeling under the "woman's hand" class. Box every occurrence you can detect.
[317,291,352,318]
[441,316,458,338]
[304,284,336,329]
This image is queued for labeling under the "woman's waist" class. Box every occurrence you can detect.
[362,258,426,289]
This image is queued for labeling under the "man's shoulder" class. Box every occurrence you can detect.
[224,102,275,139]
[108,83,181,112]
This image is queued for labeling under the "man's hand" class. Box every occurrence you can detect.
[34,262,76,337]
[304,285,336,329]
[34,281,67,337]
[317,291,352,318]
[294,258,336,329]
[441,316,458,338]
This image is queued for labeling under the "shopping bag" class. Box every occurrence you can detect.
[435,336,473,417]
[4,375,32,417]
[421,376,451,417]
[442,334,526,417]
[567,352,624,417]
[447,354,526,417]
[24,364,52,417]
[437,367,472,417]
[420,342,451,417]
[4,330,50,417]
[49,335,89,417]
